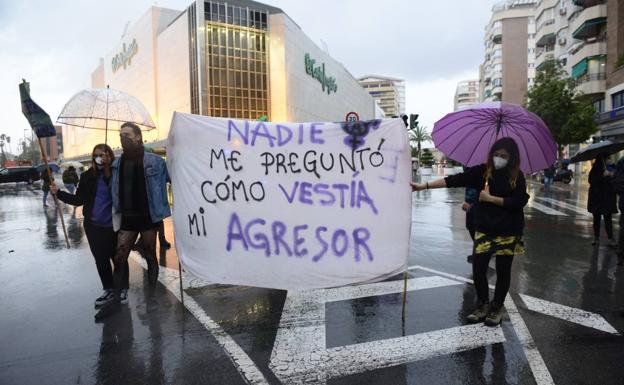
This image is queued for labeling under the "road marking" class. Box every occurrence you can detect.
[520,294,620,335]
[534,197,591,217]
[527,201,568,216]
[408,265,555,385]
[130,253,270,385]
[269,276,505,384]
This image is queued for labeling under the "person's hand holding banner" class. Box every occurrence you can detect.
[167,113,412,290]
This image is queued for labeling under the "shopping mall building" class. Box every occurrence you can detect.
[64,0,377,158]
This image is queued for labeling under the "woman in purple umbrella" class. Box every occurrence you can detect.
[411,137,529,326]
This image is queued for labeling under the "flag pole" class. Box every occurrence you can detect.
[104,85,109,144]
[37,138,70,248]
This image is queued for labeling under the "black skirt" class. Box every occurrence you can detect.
[121,215,158,232]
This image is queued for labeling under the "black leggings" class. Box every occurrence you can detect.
[472,253,514,305]
[84,222,128,290]
[592,213,613,239]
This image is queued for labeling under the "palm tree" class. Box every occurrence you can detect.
[0,134,6,165]
[408,124,432,167]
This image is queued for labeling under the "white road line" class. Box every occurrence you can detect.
[324,324,506,380]
[408,265,555,385]
[527,201,568,216]
[130,253,270,385]
[269,276,483,384]
[323,275,462,302]
[534,197,591,217]
[504,296,555,385]
[520,294,620,335]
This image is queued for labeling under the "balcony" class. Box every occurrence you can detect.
[569,40,607,67]
[597,106,624,124]
[535,52,555,70]
[570,4,607,40]
[572,0,605,7]
[536,21,556,47]
[574,72,606,95]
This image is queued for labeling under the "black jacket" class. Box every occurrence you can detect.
[445,164,529,236]
[56,168,111,226]
[588,164,617,215]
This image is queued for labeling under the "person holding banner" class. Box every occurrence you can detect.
[411,138,529,326]
[95,122,170,320]
[51,144,129,308]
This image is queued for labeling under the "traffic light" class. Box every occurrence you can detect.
[409,114,419,129]
[401,114,408,128]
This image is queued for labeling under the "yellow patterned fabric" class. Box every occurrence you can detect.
[473,232,525,256]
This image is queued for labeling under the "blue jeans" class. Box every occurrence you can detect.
[43,190,49,206]
[543,176,553,189]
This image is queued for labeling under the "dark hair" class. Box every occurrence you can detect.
[92,143,115,174]
[592,152,609,173]
[120,122,142,137]
[485,137,521,187]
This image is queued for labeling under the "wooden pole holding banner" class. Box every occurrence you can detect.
[401,270,408,321]
[37,138,70,248]
[178,260,184,305]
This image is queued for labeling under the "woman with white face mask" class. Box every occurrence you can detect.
[411,137,529,326]
[51,144,129,310]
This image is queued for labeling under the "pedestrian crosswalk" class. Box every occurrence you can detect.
[527,197,591,217]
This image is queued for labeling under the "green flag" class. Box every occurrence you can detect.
[19,79,56,138]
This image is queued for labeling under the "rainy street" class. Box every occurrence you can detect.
[1,175,623,385]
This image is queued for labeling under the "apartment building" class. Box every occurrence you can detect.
[454,80,479,110]
[358,75,406,117]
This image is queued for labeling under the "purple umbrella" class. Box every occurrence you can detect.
[432,102,557,173]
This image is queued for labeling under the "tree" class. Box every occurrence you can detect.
[17,138,41,164]
[408,124,432,167]
[420,148,435,167]
[525,59,597,158]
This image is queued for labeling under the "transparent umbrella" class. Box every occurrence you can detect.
[57,85,156,144]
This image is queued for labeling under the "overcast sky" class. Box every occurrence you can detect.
[0,0,500,154]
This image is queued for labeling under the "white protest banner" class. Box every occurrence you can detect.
[167,112,412,290]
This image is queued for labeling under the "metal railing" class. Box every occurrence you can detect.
[573,72,606,86]
[596,106,624,124]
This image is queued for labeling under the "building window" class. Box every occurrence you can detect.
[613,91,624,109]
[204,2,269,120]
[593,98,605,113]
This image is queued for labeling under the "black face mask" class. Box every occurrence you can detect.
[121,136,141,152]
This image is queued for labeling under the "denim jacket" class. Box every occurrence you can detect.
[111,152,171,231]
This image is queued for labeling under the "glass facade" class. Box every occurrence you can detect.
[203,1,270,120]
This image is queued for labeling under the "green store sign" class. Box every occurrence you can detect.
[304,53,338,95]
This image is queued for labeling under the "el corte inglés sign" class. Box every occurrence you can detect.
[112,39,138,73]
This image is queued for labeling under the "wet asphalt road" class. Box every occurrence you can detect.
[1,176,623,385]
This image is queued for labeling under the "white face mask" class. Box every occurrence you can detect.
[94,156,103,165]
[493,156,508,170]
